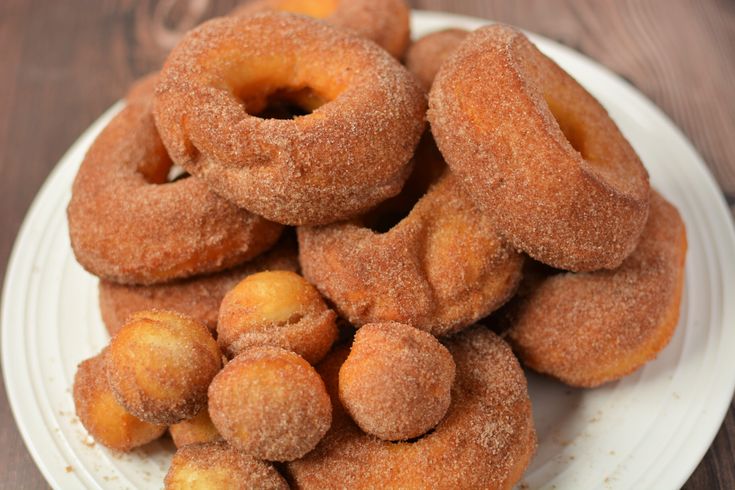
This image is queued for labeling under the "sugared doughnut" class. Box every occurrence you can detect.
[217,270,337,364]
[73,351,165,451]
[298,136,524,336]
[99,236,299,336]
[106,310,222,425]
[67,75,282,285]
[232,0,410,58]
[339,322,455,440]
[169,405,222,448]
[164,441,288,490]
[154,13,426,226]
[208,346,331,461]
[288,327,536,488]
[429,24,650,272]
[405,28,468,91]
[505,191,687,387]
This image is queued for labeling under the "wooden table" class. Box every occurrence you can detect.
[0,0,732,488]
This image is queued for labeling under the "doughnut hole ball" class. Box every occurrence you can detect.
[73,351,166,451]
[208,346,332,461]
[169,404,222,448]
[339,322,456,441]
[164,441,288,490]
[217,271,337,365]
[106,310,222,425]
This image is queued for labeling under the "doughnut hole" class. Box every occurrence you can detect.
[164,441,288,490]
[217,271,337,365]
[339,322,456,441]
[73,352,166,451]
[208,347,332,461]
[169,405,222,448]
[106,310,222,425]
[271,0,339,18]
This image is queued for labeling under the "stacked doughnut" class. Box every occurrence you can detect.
[67,2,688,488]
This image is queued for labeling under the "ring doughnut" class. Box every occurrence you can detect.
[505,191,687,387]
[68,75,283,285]
[405,28,468,91]
[232,0,410,59]
[154,13,426,226]
[429,24,650,272]
[287,327,536,489]
[298,136,523,336]
[98,236,299,336]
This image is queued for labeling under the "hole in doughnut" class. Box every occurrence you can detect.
[236,85,330,120]
[362,135,446,234]
[545,97,589,160]
[272,0,339,18]
[167,164,191,183]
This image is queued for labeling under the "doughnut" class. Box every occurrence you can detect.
[154,13,426,226]
[67,74,282,285]
[405,28,468,91]
[73,351,166,451]
[338,322,455,440]
[505,191,687,387]
[106,310,222,425]
[165,441,288,490]
[98,236,299,337]
[232,0,410,58]
[429,24,651,272]
[169,405,222,448]
[287,327,536,488]
[298,136,524,336]
[217,270,338,364]
[208,346,332,461]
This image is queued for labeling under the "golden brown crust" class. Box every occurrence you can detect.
[429,24,650,272]
[217,271,338,364]
[154,13,426,226]
[106,310,223,425]
[405,28,469,91]
[298,137,524,336]
[73,352,166,451]
[506,191,687,387]
[208,347,332,461]
[169,405,223,448]
[164,441,288,489]
[338,322,455,440]
[287,327,536,489]
[98,236,300,336]
[67,75,283,285]
[232,0,410,58]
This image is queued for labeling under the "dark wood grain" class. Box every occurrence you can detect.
[0,1,732,488]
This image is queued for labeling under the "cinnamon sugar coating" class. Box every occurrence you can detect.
[169,404,222,448]
[208,347,332,461]
[232,0,410,58]
[298,136,524,336]
[288,327,536,489]
[106,310,222,425]
[73,351,166,451]
[217,270,338,364]
[99,236,299,336]
[154,13,426,226]
[405,28,468,91]
[67,75,282,285]
[506,191,687,387]
[338,322,455,440]
[429,24,650,272]
[165,441,288,489]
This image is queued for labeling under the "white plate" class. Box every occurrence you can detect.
[3,9,735,490]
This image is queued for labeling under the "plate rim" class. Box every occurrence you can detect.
[3,9,735,490]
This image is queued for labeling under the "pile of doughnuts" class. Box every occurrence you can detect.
[67,1,688,488]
